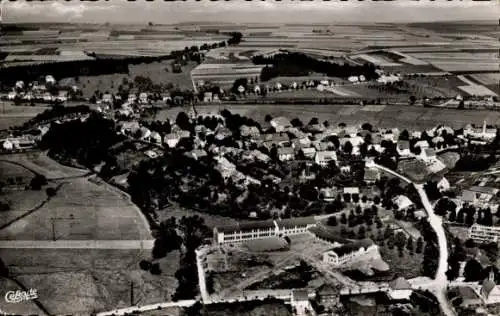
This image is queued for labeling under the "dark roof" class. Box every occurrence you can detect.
[317,283,338,295]
[467,186,498,195]
[364,169,379,181]
[482,279,496,298]
[308,226,350,244]
[331,239,374,257]
[397,140,410,150]
[389,277,411,290]
[458,286,482,302]
[276,217,316,229]
[216,220,276,233]
[292,289,309,301]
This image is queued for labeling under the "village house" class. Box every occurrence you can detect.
[364,168,380,184]
[128,93,137,103]
[2,139,13,151]
[139,92,148,104]
[119,121,140,135]
[468,224,500,244]
[315,283,339,309]
[453,286,483,310]
[312,141,334,152]
[240,125,260,139]
[291,137,312,150]
[215,126,233,141]
[392,195,414,211]
[315,150,337,167]
[387,277,413,300]
[414,140,430,150]
[184,149,207,161]
[437,177,451,192]
[149,131,162,144]
[102,93,113,104]
[242,149,271,163]
[278,147,295,161]
[319,187,337,202]
[397,140,411,157]
[322,239,377,266]
[300,147,316,159]
[344,187,360,196]
[481,271,500,305]
[260,133,289,149]
[164,130,190,148]
[214,156,237,182]
[461,186,499,207]
[419,148,437,162]
[270,116,291,133]
[291,289,313,315]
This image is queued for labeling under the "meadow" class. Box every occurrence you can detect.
[0,248,179,315]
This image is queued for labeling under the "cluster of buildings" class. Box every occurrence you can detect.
[451,271,500,315]
[5,75,73,103]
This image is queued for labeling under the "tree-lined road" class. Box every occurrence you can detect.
[370,162,456,316]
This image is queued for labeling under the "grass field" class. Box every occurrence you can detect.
[158,104,500,130]
[0,176,151,240]
[63,61,198,98]
[0,160,35,181]
[0,277,45,315]
[0,152,88,179]
[0,248,179,316]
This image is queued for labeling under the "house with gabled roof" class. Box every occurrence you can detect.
[278,147,294,161]
[481,271,500,305]
[397,140,411,157]
[387,277,412,300]
[315,150,337,167]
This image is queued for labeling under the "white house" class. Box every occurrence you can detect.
[392,195,414,211]
[437,177,450,192]
[278,147,295,161]
[7,91,17,100]
[2,139,13,151]
[139,92,148,104]
[414,140,430,149]
[301,147,316,159]
[45,75,56,85]
[102,93,113,104]
[164,130,190,148]
[322,239,377,266]
[150,131,162,144]
[396,140,411,157]
[291,289,313,315]
[343,187,360,195]
[315,151,337,167]
[387,277,413,300]
[128,93,137,103]
[270,116,291,133]
[481,271,500,305]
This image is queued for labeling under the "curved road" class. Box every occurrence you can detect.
[370,162,456,316]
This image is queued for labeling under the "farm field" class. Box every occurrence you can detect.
[156,103,500,130]
[61,61,198,98]
[469,72,499,86]
[0,152,88,179]
[158,202,239,230]
[191,62,264,87]
[0,277,45,315]
[0,248,179,316]
[0,175,151,241]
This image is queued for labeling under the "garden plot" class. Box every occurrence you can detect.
[457,75,498,97]
[350,54,401,67]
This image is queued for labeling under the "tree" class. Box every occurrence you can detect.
[175,111,191,131]
[343,141,353,155]
[358,225,366,239]
[435,198,456,216]
[406,236,414,252]
[45,187,57,197]
[308,117,319,126]
[448,208,457,222]
[399,129,410,141]
[291,118,303,128]
[139,260,152,270]
[416,237,424,253]
[463,259,483,282]
[327,216,338,226]
[265,114,273,122]
[340,213,347,225]
[150,263,162,275]
[30,174,48,190]
[361,123,373,132]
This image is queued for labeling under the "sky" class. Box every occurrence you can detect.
[2,0,499,24]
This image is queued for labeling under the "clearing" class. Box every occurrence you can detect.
[0,176,151,241]
[0,248,179,316]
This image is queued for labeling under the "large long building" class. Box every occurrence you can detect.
[213,217,316,245]
[468,224,500,243]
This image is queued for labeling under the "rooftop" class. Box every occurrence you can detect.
[331,238,374,257]
[216,220,276,234]
[276,217,316,229]
[292,289,309,302]
[467,186,499,195]
[389,277,411,290]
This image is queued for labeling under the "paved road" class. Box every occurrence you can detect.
[0,239,155,250]
[371,162,456,316]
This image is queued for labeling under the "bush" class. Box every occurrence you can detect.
[150,263,162,275]
[139,260,151,271]
[46,187,57,197]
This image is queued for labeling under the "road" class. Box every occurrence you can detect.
[0,239,155,250]
[370,162,456,316]
[96,299,197,316]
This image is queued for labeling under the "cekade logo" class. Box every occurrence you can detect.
[4,289,38,304]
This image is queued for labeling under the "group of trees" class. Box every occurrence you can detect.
[252,52,379,82]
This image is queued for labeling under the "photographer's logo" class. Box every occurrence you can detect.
[4,289,38,304]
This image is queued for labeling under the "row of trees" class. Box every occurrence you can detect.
[252,52,379,82]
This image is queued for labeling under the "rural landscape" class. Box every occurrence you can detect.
[0,1,499,316]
